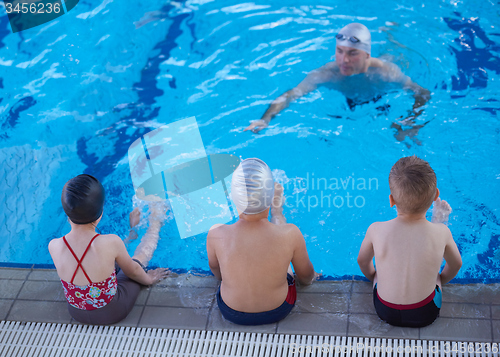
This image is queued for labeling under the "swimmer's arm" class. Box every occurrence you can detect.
[357,225,376,282]
[207,230,222,280]
[245,65,333,133]
[404,79,431,111]
[290,226,316,285]
[379,61,431,111]
[440,229,462,284]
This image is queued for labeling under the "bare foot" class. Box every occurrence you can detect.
[432,197,452,224]
[271,182,284,213]
[149,201,168,223]
[129,208,141,228]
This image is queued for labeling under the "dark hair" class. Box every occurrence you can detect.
[61,174,105,224]
[389,156,437,214]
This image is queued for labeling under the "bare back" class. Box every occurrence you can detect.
[369,218,451,304]
[207,219,301,312]
[49,233,119,285]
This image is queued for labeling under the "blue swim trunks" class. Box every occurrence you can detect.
[373,284,442,327]
[217,273,296,326]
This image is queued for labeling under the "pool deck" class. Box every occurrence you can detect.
[0,267,498,343]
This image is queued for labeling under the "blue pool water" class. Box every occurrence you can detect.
[0,0,499,282]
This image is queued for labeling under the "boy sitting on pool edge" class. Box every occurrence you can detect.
[207,158,319,325]
[357,155,462,327]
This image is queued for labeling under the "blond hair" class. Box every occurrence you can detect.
[389,156,437,214]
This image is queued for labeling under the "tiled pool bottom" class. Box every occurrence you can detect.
[0,267,498,342]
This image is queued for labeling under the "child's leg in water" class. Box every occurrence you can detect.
[124,208,141,244]
[271,183,287,225]
[132,202,167,267]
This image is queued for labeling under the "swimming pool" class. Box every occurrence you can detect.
[0,0,499,282]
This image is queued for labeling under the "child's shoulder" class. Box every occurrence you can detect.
[48,236,62,243]
[207,223,231,239]
[368,220,391,227]
[279,222,301,232]
[429,220,453,239]
[91,233,121,243]
[362,220,393,243]
[92,234,123,251]
[273,223,304,241]
[367,219,395,232]
[48,236,62,252]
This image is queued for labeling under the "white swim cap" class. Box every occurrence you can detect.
[231,158,274,215]
[336,23,371,55]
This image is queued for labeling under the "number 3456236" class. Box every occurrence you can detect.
[5,2,61,14]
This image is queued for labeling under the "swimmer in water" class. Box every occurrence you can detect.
[245,23,431,142]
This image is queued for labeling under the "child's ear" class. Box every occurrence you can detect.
[389,194,396,207]
[434,188,440,201]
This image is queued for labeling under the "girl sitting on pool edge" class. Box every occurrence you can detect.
[48,174,169,325]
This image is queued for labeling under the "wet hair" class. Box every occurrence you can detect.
[61,174,105,225]
[389,156,437,214]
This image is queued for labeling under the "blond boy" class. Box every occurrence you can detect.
[357,156,462,327]
[207,158,318,325]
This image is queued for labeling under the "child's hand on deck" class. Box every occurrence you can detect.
[147,268,170,285]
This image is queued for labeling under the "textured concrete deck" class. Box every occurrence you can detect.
[0,267,498,342]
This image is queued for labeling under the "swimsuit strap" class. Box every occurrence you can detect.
[62,234,100,284]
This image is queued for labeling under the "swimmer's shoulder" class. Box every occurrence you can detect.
[322,61,341,76]
[368,57,401,74]
[368,57,385,68]
[323,61,339,70]
[369,58,408,83]
[309,61,339,76]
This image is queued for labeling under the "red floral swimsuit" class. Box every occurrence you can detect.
[60,234,117,310]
